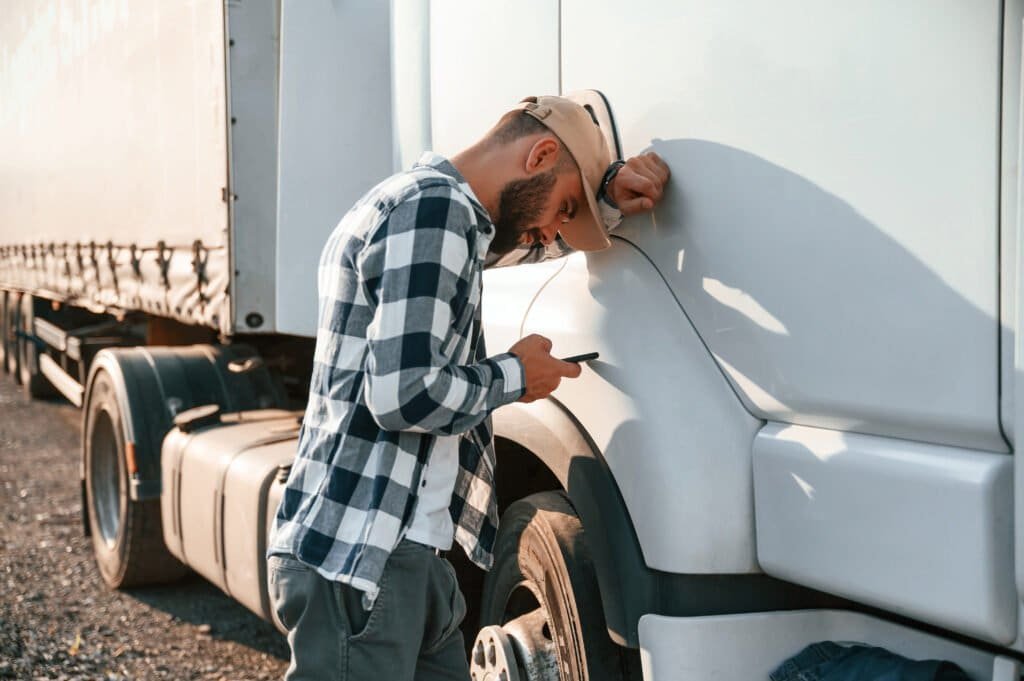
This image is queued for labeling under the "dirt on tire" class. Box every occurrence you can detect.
[0,374,289,680]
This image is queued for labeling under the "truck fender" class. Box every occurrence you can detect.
[493,397,653,647]
[493,397,844,648]
[81,344,285,505]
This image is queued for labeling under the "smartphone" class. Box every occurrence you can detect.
[561,352,600,363]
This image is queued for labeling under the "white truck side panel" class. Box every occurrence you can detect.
[0,1,231,330]
[482,258,568,359]
[390,0,432,173]
[562,0,1005,453]
[1015,12,1024,649]
[274,0,394,337]
[0,0,229,247]
[754,422,1016,644]
[226,0,281,333]
[427,0,559,158]
[999,2,1024,445]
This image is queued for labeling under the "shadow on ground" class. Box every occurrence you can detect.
[126,574,290,662]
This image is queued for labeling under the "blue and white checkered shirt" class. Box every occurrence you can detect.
[269,152,620,606]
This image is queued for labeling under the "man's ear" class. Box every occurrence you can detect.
[525,136,561,175]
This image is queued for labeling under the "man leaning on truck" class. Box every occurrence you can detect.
[267,95,669,680]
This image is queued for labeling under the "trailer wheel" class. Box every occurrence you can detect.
[474,491,640,681]
[4,292,20,378]
[84,369,186,588]
[17,295,55,398]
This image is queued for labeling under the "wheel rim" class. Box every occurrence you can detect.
[89,409,122,547]
[471,584,560,681]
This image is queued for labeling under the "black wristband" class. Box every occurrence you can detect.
[598,160,626,210]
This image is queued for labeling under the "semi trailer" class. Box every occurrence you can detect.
[4,1,1024,680]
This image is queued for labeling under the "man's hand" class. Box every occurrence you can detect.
[606,151,671,216]
[508,334,582,403]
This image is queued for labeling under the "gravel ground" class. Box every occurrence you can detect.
[0,374,290,680]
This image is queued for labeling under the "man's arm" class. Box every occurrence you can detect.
[358,187,526,436]
[486,151,671,268]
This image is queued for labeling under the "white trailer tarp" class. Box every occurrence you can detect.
[0,1,230,332]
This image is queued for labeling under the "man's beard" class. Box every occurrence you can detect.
[488,170,557,256]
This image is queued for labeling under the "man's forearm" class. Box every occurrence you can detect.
[363,352,524,435]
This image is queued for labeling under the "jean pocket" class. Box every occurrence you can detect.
[267,558,311,631]
[339,574,387,642]
[446,560,467,627]
[424,558,467,653]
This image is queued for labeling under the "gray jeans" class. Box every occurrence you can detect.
[268,540,470,681]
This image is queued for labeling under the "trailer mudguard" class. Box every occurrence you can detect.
[82,344,285,503]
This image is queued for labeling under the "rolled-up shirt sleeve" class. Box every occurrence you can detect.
[358,187,525,435]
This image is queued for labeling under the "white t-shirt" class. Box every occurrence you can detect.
[405,436,459,550]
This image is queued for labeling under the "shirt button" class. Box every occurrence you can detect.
[421,479,427,487]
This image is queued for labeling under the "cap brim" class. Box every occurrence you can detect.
[558,180,611,251]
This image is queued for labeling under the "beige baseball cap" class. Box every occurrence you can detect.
[513,95,613,251]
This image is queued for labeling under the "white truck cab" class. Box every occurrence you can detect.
[419,1,1024,678]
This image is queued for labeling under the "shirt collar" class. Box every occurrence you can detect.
[414,152,496,255]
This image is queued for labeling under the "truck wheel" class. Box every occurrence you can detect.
[474,491,640,681]
[17,294,55,398]
[4,292,20,379]
[84,369,187,588]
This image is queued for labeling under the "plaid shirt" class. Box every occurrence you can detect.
[269,152,620,605]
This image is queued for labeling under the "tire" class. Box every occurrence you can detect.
[477,491,641,681]
[5,292,20,379]
[84,369,187,588]
[17,294,56,398]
